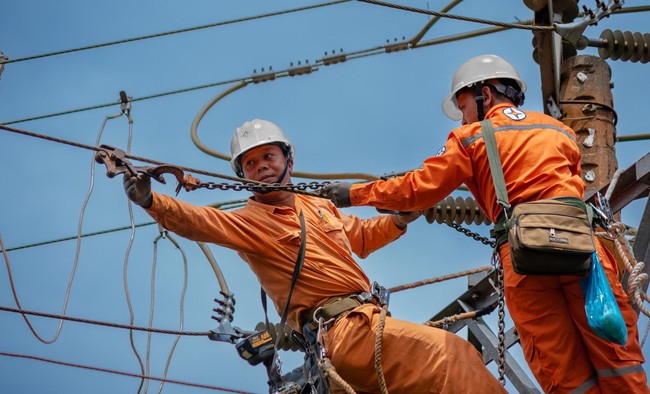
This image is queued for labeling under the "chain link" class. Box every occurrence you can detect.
[491,251,507,386]
[193,180,331,195]
[445,221,496,247]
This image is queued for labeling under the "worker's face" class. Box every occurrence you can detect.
[241,144,292,184]
[456,90,479,125]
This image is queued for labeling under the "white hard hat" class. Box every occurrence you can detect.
[441,54,527,121]
[230,119,295,177]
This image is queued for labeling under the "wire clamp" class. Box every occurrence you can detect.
[94,144,188,195]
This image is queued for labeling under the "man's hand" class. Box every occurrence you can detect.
[392,211,423,229]
[123,173,152,208]
[320,182,352,208]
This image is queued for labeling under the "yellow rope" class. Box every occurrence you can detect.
[319,358,357,394]
[374,304,390,394]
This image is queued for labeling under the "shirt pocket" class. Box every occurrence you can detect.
[319,219,343,233]
[318,219,352,252]
[275,230,301,245]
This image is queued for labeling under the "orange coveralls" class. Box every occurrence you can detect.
[349,103,648,393]
[146,192,505,393]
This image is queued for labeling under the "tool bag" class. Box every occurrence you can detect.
[481,120,595,275]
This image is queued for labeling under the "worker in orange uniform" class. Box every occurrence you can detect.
[321,54,649,393]
[122,118,506,394]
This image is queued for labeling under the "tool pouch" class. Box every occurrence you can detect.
[508,198,595,275]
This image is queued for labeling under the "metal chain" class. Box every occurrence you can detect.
[445,221,496,247]
[491,251,507,386]
[192,180,330,195]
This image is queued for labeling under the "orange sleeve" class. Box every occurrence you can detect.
[337,209,405,259]
[349,135,473,211]
[145,191,261,254]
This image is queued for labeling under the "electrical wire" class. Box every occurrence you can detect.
[0,0,352,65]
[0,351,255,394]
[0,305,209,336]
[118,111,147,394]
[0,112,124,346]
[356,0,552,31]
[2,5,649,126]
[0,23,524,126]
[4,200,246,253]
[146,230,189,394]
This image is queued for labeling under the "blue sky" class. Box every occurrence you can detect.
[1,1,648,393]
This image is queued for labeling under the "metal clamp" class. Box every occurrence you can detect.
[372,281,390,306]
[94,144,188,195]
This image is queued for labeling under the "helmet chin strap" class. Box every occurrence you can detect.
[273,158,291,186]
[475,83,486,122]
[257,156,291,194]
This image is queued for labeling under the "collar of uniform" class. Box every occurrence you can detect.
[246,193,306,215]
[484,102,516,119]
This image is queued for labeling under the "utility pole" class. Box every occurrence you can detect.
[558,55,618,194]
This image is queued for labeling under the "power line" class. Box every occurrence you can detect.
[0,351,256,394]
[5,222,157,252]
[0,305,210,336]
[356,0,553,31]
[0,123,244,180]
[2,5,648,126]
[5,200,247,252]
[0,0,351,65]
[0,24,509,126]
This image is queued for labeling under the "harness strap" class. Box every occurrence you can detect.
[309,296,363,330]
[261,209,307,389]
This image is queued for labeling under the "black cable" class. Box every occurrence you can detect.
[0,1,352,65]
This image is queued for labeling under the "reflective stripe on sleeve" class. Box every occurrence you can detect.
[597,364,645,378]
[568,376,597,394]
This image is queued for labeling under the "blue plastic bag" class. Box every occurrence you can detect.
[581,251,628,346]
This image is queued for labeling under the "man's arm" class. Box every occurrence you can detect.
[123,174,260,253]
[324,136,472,211]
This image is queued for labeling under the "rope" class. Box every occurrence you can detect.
[319,358,357,394]
[616,237,650,317]
[605,169,624,200]
[1,1,351,65]
[425,304,496,328]
[0,351,255,394]
[356,0,553,31]
[0,305,210,336]
[641,320,650,348]
[374,304,390,394]
[389,266,492,293]
[599,169,650,316]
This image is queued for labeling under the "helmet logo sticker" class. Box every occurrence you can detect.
[435,146,446,156]
[503,107,526,121]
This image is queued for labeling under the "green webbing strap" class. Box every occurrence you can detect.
[480,120,511,211]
